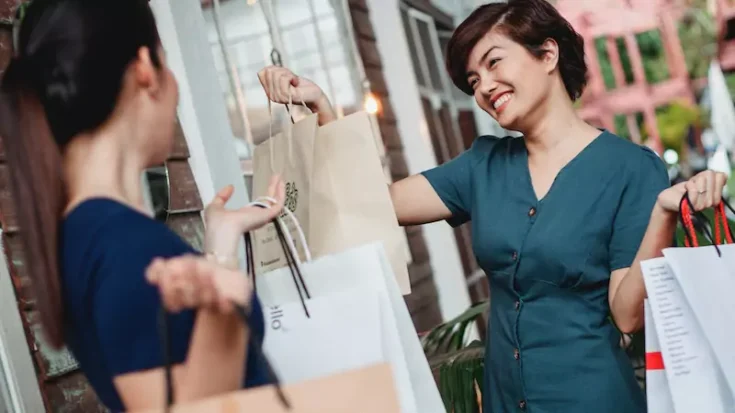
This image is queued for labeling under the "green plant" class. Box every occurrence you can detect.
[648,100,702,152]
[422,301,488,412]
[431,341,484,413]
[422,300,488,358]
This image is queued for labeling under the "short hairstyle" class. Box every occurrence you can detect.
[445,0,588,100]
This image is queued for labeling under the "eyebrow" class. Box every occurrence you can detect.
[466,46,497,77]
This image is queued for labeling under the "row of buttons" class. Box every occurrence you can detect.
[510,208,537,262]
[513,207,534,411]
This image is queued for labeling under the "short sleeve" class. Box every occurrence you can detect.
[609,148,670,271]
[92,222,197,376]
[421,136,499,227]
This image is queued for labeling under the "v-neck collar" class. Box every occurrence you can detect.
[519,130,609,203]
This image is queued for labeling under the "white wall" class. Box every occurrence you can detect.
[367,0,474,324]
[152,0,250,207]
[152,0,252,267]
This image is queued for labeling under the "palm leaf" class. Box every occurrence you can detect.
[421,300,489,358]
[430,341,484,413]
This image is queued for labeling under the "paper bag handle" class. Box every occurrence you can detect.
[266,87,310,174]
[248,196,311,262]
[246,197,312,314]
[678,194,735,254]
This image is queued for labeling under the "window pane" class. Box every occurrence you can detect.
[415,18,444,92]
[202,0,361,171]
[439,32,470,102]
[400,8,426,87]
[330,65,358,106]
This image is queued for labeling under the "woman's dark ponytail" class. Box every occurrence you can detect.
[0,0,162,348]
[0,58,66,348]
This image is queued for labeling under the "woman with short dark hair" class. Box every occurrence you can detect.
[259,0,726,411]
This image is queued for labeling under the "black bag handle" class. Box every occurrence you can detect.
[678,194,735,257]
[157,214,311,411]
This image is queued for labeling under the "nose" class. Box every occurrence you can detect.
[478,74,497,99]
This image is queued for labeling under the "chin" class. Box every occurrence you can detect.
[495,113,519,131]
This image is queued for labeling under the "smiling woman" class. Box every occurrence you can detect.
[255,0,729,411]
[445,0,587,132]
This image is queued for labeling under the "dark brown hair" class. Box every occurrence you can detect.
[0,0,162,348]
[446,0,587,100]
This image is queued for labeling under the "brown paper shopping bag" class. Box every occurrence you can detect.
[139,363,400,413]
[311,111,410,293]
[252,105,409,294]
[252,107,318,272]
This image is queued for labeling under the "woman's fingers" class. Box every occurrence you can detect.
[148,255,252,313]
[267,176,286,205]
[258,66,299,104]
[210,185,234,208]
[277,71,294,103]
[685,179,702,211]
[685,171,729,211]
[714,172,727,206]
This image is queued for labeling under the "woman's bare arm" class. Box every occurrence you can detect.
[114,311,248,408]
[390,175,452,226]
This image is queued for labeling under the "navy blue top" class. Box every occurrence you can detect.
[422,131,669,413]
[60,198,271,412]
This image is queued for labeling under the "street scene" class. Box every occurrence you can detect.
[0,0,734,412]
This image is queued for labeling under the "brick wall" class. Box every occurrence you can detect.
[348,0,443,332]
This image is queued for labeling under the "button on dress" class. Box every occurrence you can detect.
[422,131,669,412]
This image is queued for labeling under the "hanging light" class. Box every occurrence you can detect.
[247,0,258,5]
[362,80,381,115]
[364,92,380,115]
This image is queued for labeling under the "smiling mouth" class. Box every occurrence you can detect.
[492,93,513,113]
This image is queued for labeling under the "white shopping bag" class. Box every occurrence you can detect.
[254,215,443,413]
[262,288,384,385]
[663,243,735,397]
[641,257,734,413]
[643,299,675,413]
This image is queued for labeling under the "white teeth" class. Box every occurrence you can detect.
[493,93,512,109]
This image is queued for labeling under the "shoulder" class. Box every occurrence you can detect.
[596,133,670,210]
[601,132,669,182]
[602,132,666,169]
[61,199,196,295]
[462,134,517,165]
[68,198,194,255]
[469,134,515,153]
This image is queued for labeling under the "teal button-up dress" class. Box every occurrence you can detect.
[422,131,669,413]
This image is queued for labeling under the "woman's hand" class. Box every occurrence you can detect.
[257,65,337,125]
[656,170,728,214]
[146,255,252,313]
[203,175,285,267]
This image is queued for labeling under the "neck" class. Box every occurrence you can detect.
[520,87,594,155]
[63,119,150,216]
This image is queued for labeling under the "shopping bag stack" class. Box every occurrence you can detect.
[641,196,735,413]
[254,212,443,412]
[248,100,444,412]
[251,101,411,294]
[143,210,402,413]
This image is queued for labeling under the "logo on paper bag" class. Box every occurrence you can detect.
[269,305,287,331]
[282,181,298,216]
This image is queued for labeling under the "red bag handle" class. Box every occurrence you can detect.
[679,194,735,249]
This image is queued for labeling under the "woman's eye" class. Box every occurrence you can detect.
[489,59,500,68]
[469,78,479,88]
